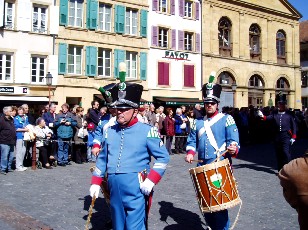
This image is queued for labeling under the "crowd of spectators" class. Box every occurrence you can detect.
[0,101,307,174]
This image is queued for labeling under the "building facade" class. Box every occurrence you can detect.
[55,0,149,108]
[202,0,302,109]
[0,0,58,110]
[300,20,308,109]
[146,0,202,106]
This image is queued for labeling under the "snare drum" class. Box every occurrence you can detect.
[189,159,241,213]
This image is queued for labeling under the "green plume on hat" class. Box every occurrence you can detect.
[206,71,216,89]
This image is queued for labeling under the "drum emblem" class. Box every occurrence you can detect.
[210,173,222,188]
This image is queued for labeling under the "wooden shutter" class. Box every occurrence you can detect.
[170,0,175,15]
[179,0,184,17]
[140,52,147,80]
[195,2,200,20]
[59,0,68,26]
[172,29,176,50]
[152,26,158,46]
[195,33,200,52]
[114,49,126,78]
[58,43,67,74]
[140,9,148,37]
[158,62,169,85]
[178,30,184,50]
[115,5,125,34]
[87,0,98,30]
[184,64,194,87]
[152,0,158,11]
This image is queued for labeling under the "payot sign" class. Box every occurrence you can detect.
[163,50,190,61]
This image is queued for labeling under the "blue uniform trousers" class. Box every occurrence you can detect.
[108,173,146,230]
[274,132,291,171]
[204,210,230,230]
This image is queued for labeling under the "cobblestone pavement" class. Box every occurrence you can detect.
[0,139,307,230]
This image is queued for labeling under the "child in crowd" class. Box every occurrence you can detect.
[87,123,96,163]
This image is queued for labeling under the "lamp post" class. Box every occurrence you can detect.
[45,72,53,106]
[231,82,237,108]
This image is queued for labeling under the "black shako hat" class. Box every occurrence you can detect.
[276,91,287,105]
[202,71,222,104]
[106,82,143,109]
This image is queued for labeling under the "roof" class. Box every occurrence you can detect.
[300,20,308,43]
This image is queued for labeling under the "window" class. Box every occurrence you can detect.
[68,45,82,74]
[4,1,14,29]
[0,53,13,82]
[68,0,83,27]
[158,62,169,85]
[218,17,232,56]
[158,28,169,48]
[126,52,137,79]
[31,56,46,83]
[125,9,137,35]
[277,31,286,64]
[98,48,111,77]
[184,32,193,51]
[159,0,168,13]
[184,64,194,87]
[218,71,233,85]
[302,71,308,88]
[276,77,289,89]
[98,4,111,32]
[32,6,47,33]
[184,0,192,18]
[249,75,263,87]
[249,24,260,55]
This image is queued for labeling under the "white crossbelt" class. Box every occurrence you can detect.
[198,113,226,154]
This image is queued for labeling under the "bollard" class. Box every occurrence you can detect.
[31,139,36,170]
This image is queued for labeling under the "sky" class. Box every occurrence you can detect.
[288,0,307,21]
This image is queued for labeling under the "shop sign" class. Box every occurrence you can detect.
[0,86,29,94]
[163,50,190,61]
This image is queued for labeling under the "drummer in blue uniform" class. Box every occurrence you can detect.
[185,72,240,230]
[257,92,297,172]
[89,63,170,230]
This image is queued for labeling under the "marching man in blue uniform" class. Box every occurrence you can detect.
[89,63,170,230]
[185,72,240,230]
[258,92,297,172]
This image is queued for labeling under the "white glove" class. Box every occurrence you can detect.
[257,110,264,118]
[290,138,295,145]
[140,178,155,196]
[89,184,100,198]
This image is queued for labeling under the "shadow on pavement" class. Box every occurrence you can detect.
[232,163,276,175]
[158,201,206,230]
[82,195,111,230]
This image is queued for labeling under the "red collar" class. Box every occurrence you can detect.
[120,117,138,128]
[207,110,218,118]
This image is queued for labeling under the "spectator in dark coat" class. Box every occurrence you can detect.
[164,108,175,155]
[193,104,203,119]
[43,103,58,161]
[87,100,100,127]
[22,104,36,125]
[55,103,77,166]
[0,106,16,175]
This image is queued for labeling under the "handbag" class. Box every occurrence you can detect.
[77,127,85,138]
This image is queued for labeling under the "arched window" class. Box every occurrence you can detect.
[249,24,261,60]
[218,71,234,85]
[249,75,263,87]
[218,17,232,57]
[276,77,289,89]
[276,30,286,64]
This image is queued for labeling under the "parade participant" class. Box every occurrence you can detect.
[89,63,170,230]
[278,151,308,230]
[257,92,297,172]
[185,72,240,230]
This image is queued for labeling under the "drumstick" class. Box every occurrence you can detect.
[191,159,203,163]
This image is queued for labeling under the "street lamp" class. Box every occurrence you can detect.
[231,82,237,107]
[45,72,53,105]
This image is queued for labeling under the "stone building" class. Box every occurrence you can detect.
[202,0,302,109]
[300,20,308,109]
[55,0,149,108]
[0,0,58,109]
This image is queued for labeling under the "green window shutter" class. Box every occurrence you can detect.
[114,49,125,78]
[140,52,147,80]
[59,0,68,26]
[87,0,98,29]
[115,5,125,34]
[86,46,91,76]
[140,9,148,38]
[90,46,97,76]
[58,43,67,74]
